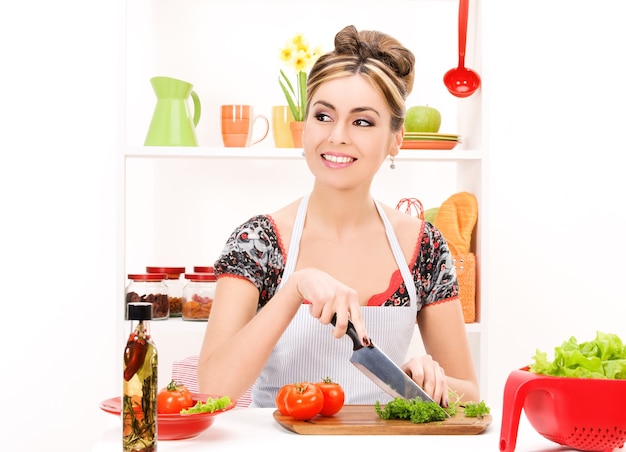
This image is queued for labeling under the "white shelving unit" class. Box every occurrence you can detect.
[118,0,487,397]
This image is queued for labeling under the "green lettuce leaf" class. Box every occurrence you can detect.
[530,331,626,379]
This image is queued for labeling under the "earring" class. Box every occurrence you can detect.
[301,150,305,157]
[390,154,396,170]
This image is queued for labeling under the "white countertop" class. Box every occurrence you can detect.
[92,407,606,452]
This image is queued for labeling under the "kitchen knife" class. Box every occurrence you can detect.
[332,315,449,417]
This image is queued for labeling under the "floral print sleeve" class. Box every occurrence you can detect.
[414,221,459,309]
[213,215,285,308]
[383,221,459,310]
[213,215,457,312]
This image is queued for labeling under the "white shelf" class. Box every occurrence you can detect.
[125,146,482,161]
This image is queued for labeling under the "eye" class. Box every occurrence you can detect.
[354,118,373,127]
[314,112,333,122]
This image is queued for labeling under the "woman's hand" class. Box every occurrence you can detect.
[402,355,449,407]
[289,268,369,346]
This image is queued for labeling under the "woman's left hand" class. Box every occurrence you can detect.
[402,355,448,407]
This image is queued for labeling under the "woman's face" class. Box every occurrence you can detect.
[303,74,403,190]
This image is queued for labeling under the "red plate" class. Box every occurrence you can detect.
[100,394,235,440]
[401,140,458,150]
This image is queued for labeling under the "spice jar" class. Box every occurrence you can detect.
[146,266,185,317]
[182,272,216,321]
[126,273,169,320]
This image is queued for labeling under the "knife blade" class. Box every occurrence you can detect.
[331,315,449,417]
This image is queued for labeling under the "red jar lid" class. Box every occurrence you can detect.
[146,266,185,278]
[128,273,167,281]
[193,266,214,273]
[184,272,217,282]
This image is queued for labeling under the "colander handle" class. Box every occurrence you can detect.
[499,369,544,452]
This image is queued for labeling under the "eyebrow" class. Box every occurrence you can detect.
[313,100,381,118]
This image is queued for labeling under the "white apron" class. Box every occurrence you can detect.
[251,195,418,407]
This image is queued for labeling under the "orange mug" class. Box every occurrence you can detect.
[221,105,269,147]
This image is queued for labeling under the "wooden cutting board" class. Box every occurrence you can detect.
[273,405,492,435]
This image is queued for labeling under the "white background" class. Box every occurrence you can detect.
[0,0,625,450]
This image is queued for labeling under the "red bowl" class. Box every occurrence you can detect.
[100,393,235,440]
[499,367,626,452]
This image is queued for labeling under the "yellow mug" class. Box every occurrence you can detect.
[272,106,295,148]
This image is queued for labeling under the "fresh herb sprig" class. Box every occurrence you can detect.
[375,398,447,423]
[464,400,490,417]
[374,390,490,424]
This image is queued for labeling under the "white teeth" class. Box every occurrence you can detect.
[323,154,354,164]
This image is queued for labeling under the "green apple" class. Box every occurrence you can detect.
[423,207,439,224]
[405,106,441,133]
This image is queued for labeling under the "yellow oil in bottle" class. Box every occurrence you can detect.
[123,302,158,452]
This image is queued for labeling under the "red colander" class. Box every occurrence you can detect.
[500,367,626,452]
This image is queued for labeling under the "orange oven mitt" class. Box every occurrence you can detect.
[434,192,478,323]
[433,191,478,254]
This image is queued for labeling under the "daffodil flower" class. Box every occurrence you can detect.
[278,34,322,122]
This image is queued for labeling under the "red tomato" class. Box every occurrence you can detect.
[157,380,194,414]
[316,377,345,416]
[283,382,324,421]
[275,384,293,415]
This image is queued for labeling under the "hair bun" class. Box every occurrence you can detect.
[333,25,415,95]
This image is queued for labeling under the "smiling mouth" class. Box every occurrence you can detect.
[322,154,356,164]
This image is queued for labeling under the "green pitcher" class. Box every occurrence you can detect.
[144,76,201,146]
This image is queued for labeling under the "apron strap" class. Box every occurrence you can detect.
[279,194,309,288]
[374,200,418,307]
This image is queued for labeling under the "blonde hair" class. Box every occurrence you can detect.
[306,25,415,131]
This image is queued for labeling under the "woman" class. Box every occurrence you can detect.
[198,25,479,407]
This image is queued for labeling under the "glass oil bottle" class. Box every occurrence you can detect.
[123,302,158,451]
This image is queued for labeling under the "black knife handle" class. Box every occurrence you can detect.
[330,314,364,351]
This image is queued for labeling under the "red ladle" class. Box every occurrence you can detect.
[443,0,481,98]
